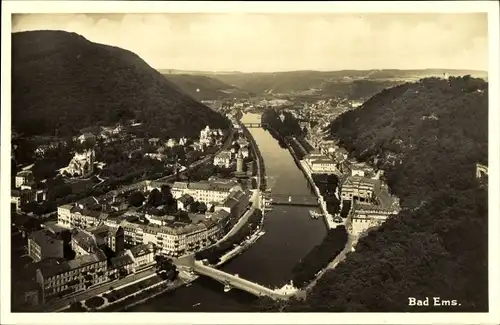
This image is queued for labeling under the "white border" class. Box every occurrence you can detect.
[1,1,499,324]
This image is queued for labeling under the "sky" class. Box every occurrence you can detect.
[11,13,488,72]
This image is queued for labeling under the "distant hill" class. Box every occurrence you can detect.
[162,73,249,101]
[204,69,488,99]
[258,76,488,312]
[12,31,229,138]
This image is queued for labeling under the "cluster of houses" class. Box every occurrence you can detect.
[213,133,250,174]
[26,222,155,305]
[11,170,48,213]
[26,176,251,306]
[301,136,400,236]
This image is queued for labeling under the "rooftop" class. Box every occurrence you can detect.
[129,243,153,258]
[29,229,64,258]
[67,252,105,269]
[110,254,134,268]
[172,180,239,193]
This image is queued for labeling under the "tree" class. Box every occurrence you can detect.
[189,201,201,213]
[198,202,208,214]
[128,191,146,207]
[147,188,163,207]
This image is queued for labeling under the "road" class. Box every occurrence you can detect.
[45,266,158,312]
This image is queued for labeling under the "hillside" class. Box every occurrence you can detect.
[210,69,487,99]
[162,73,248,100]
[12,31,229,138]
[257,76,488,312]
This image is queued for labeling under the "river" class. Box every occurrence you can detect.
[129,113,327,312]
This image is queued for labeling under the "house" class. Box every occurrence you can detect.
[76,132,96,144]
[89,225,125,254]
[61,150,95,178]
[213,150,232,168]
[166,138,178,148]
[35,252,108,304]
[341,176,380,203]
[15,170,35,188]
[28,229,64,262]
[109,254,135,277]
[178,137,188,146]
[148,138,161,146]
[11,188,47,213]
[200,126,213,146]
[127,243,155,270]
[239,147,249,158]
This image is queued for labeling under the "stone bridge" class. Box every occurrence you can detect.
[191,261,296,300]
[269,194,319,206]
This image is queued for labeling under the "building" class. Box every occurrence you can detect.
[89,225,125,254]
[166,138,178,148]
[62,149,95,178]
[239,147,249,159]
[15,170,35,188]
[213,150,232,168]
[76,132,96,144]
[236,150,244,173]
[11,188,47,213]
[126,243,155,270]
[35,252,108,304]
[57,203,108,229]
[148,138,161,146]
[302,153,340,175]
[214,190,250,218]
[28,229,65,262]
[171,179,241,205]
[348,201,399,236]
[200,125,213,146]
[340,176,380,202]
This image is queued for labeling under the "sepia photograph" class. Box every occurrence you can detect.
[1,1,499,324]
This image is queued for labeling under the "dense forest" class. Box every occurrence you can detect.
[257,76,488,312]
[12,31,229,138]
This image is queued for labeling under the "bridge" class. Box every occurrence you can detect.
[242,122,267,128]
[269,194,319,207]
[191,261,296,300]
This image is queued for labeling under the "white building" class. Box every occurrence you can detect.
[171,179,242,205]
[213,150,232,168]
[200,126,213,146]
[166,138,178,148]
[15,170,35,188]
[302,153,339,175]
[61,149,95,178]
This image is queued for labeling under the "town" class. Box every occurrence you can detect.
[12,90,405,312]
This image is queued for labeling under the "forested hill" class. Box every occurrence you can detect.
[12,31,229,138]
[329,76,488,208]
[257,76,488,312]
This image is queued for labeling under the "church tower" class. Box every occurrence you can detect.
[236,150,244,173]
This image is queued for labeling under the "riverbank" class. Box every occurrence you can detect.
[216,227,266,267]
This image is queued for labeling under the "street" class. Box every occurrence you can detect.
[46,266,158,312]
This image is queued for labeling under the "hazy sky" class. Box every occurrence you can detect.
[12,13,488,72]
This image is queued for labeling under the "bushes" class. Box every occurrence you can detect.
[85,296,105,309]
